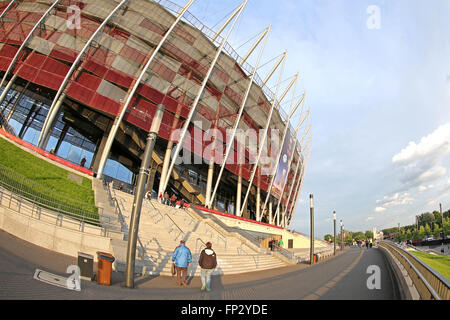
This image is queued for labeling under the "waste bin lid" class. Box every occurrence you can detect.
[78,252,94,259]
[97,252,115,263]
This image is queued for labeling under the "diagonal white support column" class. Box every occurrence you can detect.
[262,51,287,88]
[95,0,196,178]
[258,90,304,221]
[287,144,311,228]
[160,0,248,197]
[0,0,62,106]
[240,26,270,67]
[38,0,130,149]
[283,123,311,219]
[212,1,247,42]
[239,66,296,217]
[0,74,17,108]
[207,24,271,209]
[0,0,16,19]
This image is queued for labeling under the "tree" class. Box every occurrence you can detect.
[443,217,450,237]
[324,234,333,242]
[365,231,374,239]
[424,224,432,237]
[433,224,441,239]
[353,232,365,241]
[419,213,435,228]
[419,226,426,239]
[405,230,412,241]
[433,211,442,227]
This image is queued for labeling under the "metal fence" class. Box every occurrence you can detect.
[0,163,100,223]
[0,186,121,237]
[380,241,449,300]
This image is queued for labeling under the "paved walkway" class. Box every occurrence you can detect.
[0,230,400,300]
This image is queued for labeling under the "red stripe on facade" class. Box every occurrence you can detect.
[194,205,284,230]
[0,128,95,177]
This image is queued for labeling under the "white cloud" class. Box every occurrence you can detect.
[377,192,414,208]
[375,207,386,213]
[366,217,375,221]
[392,123,450,188]
[419,184,436,192]
[393,123,450,164]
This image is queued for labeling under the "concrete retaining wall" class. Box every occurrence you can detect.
[0,206,114,263]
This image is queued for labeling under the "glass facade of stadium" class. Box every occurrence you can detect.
[0,0,307,228]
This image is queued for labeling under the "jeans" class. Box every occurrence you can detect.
[201,269,213,290]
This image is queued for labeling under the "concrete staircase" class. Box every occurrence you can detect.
[91,178,124,240]
[107,186,289,276]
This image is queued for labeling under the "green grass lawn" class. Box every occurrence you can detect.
[0,137,98,221]
[410,250,450,280]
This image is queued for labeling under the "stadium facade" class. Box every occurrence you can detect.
[0,0,311,228]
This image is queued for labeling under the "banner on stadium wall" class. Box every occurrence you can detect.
[271,129,294,199]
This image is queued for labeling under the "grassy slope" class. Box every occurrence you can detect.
[0,137,97,215]
[410,250,450,280]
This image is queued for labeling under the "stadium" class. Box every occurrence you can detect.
[0,0,311,234]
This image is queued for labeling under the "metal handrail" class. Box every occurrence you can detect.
[0,187,121,236]
[0,163,100,221]
[0,165,104,225]
[163,213,185,242]
[380,241,444,300]
[195,238,207,253]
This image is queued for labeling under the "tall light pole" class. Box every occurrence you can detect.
[340,220,344,251]
[333,211,336,256]
[125,105,165,288]
[310,194,314,265]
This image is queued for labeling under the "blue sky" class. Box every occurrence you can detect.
[175,0,450,237]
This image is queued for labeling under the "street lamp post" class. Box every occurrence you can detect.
[340,220,343,251]
[333,211,336,256]
[310,194,314,265]
[125,105,165,288]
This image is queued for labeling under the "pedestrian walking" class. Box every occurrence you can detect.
[365,239,369,250]
[170,194,177,207]
[369,238,373,249]
[172,240,192,287]
[278,239,284,250]
[164,191,170,205]
[198,242,217,292]
[80,156,86,168]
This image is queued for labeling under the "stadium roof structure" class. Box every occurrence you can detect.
[0,0,311,228]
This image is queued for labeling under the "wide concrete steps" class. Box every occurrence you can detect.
[111,238,285,276]
[109,188,289,276]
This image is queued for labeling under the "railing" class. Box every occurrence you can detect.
[164,213,185,242]
[195,238,207,253]
[0,163,101,222]
[237,243,260,267]
[103,179,149,259]
[380,241,449,300]
[151,198,229,249]
[0,186,121,237]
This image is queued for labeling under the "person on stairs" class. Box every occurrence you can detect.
[198,242,217,292]
[172,240,192,287]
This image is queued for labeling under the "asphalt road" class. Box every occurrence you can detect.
[0,230,400,300]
